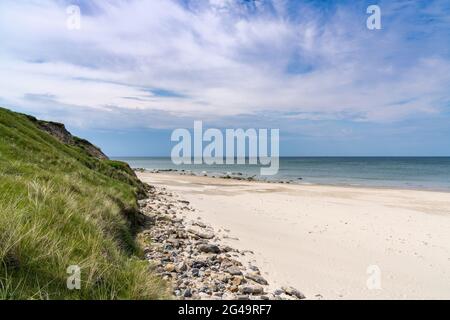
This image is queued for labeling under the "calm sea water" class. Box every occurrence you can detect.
[114,157,450,191]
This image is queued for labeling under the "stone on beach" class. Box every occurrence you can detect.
[198,244,221,254]
[188,227,214,239]
[239,285,264,295]
[245,272,269,285]
[225,266,243,276]
[165,263,176,272]
[282,286,306,299]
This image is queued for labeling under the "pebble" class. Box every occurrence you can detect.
[239,285,264,295]
[183,289,192,298]
[245,272,268,285]
[282,286,306,299]
[225,267,243,276]
[165,263,175,272]
[198,244,221,254]
[188,227,214,239]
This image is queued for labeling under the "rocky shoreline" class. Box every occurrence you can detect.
[138,184,305,300]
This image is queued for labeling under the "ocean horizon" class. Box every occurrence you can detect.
[114,156,450,191]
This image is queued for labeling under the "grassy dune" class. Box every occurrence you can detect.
[0,107,167,299]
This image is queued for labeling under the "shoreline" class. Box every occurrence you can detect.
[138,171,450,300]
[135,168,450,193]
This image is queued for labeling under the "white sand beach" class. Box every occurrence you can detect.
[137,172,450,300]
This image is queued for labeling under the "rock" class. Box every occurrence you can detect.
[274,289,284,296]
[163,244,174,251]
[239,285,264,295]
[245,272,268,285]
[188,227,214,239]
[183,288,192,298]
[192,260,208,269]
[248,265,260,273]
[198,244,221,254]
[231,276,243,286]
[191,268,200,277]
[166,238,181,248]
[165,263,176,272]
[199,292,211,300]
[282,286,306,299]
[175,262,187,273]
[193,221,207,228]
[225,266,243,276]
[216,273,230,283]
[138,199,148,207]
[221,246,234,253]
[222,293,237,300]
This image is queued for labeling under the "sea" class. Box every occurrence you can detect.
[113,157,450,191]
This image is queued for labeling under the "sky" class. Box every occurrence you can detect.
[0,0,449,156]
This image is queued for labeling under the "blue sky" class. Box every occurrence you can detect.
[0,0,449,156]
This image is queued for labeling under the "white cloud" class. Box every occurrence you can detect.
[0,0,449,129]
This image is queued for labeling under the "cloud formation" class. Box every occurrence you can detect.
[0,0,449,131]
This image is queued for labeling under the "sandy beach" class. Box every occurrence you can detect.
[137,172,450,300]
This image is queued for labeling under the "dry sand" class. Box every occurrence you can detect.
[137,172,450,300]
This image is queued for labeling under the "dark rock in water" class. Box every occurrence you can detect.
[282,286,306,299]
[198,244,221,254]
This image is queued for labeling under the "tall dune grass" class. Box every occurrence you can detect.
[0,107,168,299]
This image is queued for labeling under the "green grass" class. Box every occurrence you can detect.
[0,107,168,299]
